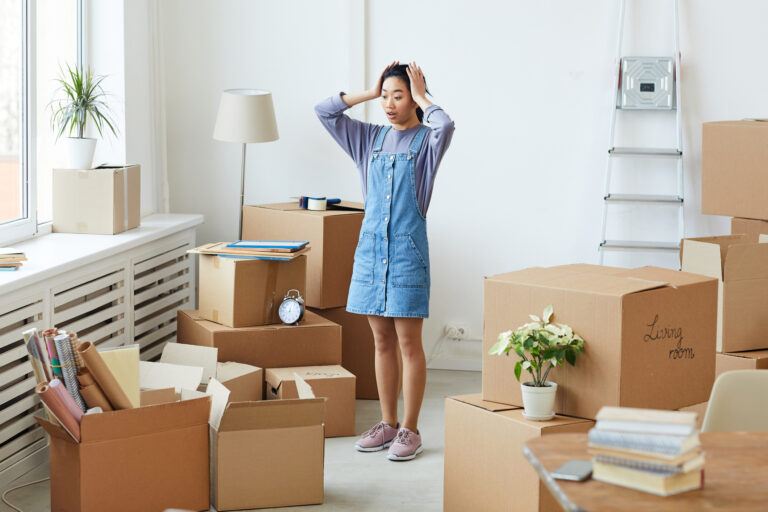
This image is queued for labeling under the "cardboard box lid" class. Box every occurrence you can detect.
[265,365,355,389]
[217,399,326,432]
[37,395,211,444]
[184,308,337,333]
[705,119,768,129]
[682,235,768,282]
[720,349,768,361]
[139,360,204,392]
[217,361,261,383]
[486,264,672,296]
[447,394,520,413]
[249,201,364,216]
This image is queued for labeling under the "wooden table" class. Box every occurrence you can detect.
[523,432,768,512]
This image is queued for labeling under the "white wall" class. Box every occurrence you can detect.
[160,0,768,366]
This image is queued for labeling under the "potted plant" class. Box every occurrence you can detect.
[488,304,584,421]
[50,64,117,169]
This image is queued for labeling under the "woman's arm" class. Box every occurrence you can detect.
[407,62,455,171]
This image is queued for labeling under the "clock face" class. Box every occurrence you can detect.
[279,299,302,324]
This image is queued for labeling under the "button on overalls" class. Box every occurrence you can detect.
[347,125,431,318]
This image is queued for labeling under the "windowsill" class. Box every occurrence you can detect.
[0,213,204,296]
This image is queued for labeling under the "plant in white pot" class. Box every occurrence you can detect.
[489,304,584,421]
[50,64,117,169]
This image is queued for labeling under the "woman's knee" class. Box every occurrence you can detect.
[398,336,425,360]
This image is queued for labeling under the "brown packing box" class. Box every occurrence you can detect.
[217,361,263,402]
[677,401,708,430]
[444,394,593,512]
[731,217,768,243]
[681,235,768,352]
[265,365,356,437]
[198,253,307,328]
[717,350,768,375]
[177,309,341,368]
[702,120,768,220]
[309,306,402,399]
[211,398,326,510]
[482,264,718,419]
[52,164,141,234]
[242,202,364,309]
[36,393,210,512]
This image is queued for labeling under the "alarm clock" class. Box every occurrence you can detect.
[278,289,305,325]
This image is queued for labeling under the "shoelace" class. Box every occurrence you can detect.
[364,422,386,438]
[394,429,412,445]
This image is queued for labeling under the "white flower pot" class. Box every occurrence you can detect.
[520,381,557,421]
[63,137,97,169]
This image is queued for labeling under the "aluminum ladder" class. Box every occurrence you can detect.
[598,0,684,264]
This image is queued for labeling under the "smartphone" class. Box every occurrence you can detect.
[551,460,592,481]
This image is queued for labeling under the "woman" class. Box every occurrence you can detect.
[315,61,455,461]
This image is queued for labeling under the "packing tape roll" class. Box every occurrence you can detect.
[307,197,327,211]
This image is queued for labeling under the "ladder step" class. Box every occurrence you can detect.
[609,147,682,158]
[604,194,683,204]
[600,240,681,251]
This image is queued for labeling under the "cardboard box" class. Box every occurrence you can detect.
[177,309,342,369]
[731,217,768,243]
[482,264,718,419]
[242,202,365,309]
[209,376,325,510]
[266,365,355,437]
[682,235,768,353]
[36,394,210,512]
[677,401,708,430]
[198,253,307,328]
[309,306,402,399]
[52,164,140,234]
[702,120,768,220]
[717,350,768,376]
[444,394,593,512]
[216,362,263,402]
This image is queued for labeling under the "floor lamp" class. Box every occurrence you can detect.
[213,89,279,239]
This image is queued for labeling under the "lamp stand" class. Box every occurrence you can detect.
[238,142,247,240]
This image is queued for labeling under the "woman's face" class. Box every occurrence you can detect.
[381,76,418,125]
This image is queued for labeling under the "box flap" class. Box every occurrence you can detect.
[294,374,315,399]
[721,349,768,361]
[160,342,218,384]
[34,413,77,444]
[206,378,231,430]
[681,235,748,279]
[266,365,354,383]
[624,265,719,287]
[139,360,204,392]
[723,242,768,281]
[186,308,335,333]
[140,388,179,406]
[681,239,726,280]
[79,396,211,442]
[216,361,260,383]
[217,398,326,432]
[448,394,519,412]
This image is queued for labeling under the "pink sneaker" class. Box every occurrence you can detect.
[355,421,399,452]
[387,427,423,461]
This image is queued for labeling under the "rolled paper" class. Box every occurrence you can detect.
[53,334,87,412]
[77,368,113,411]
[49,379,84,423]
[36,381,80,442]
[43,329,63,378]
[67,332,85,371]
[76,342,134,410]
[22,328,47,385]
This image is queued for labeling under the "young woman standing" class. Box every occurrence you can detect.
[315,61,455,461]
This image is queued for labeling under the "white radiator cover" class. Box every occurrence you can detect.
[0,226,197,487]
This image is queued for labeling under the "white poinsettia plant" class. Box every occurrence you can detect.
[488,304,584,387]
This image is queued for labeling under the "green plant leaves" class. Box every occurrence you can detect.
[49,63,118,140]
[514,361,522,382]
[565,349,576,366]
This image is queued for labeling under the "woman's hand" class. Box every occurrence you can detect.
[407,62,432,110]
[369,60,399,99]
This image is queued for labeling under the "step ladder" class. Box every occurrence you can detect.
[598,0,684,265]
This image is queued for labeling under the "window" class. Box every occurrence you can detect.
[0,0,79,245]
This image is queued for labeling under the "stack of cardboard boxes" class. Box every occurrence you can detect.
[445,264,718,511]
[681,120,768,394]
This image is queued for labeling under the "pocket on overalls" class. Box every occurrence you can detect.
[391,234,428,288]
[351,232,375,285]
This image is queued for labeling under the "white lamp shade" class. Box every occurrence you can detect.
[213,89,279,143]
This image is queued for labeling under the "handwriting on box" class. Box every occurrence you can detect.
[643,314,695,360]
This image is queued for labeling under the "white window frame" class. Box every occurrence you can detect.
[0,0,83,246]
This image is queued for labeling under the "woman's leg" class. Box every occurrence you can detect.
[368,315,400,426]
[394,317,425,432]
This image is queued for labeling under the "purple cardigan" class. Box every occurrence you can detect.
[314,93,455,215]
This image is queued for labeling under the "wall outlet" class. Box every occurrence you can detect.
[444,323,469,340]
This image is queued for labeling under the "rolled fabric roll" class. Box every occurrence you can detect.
[54,334,87,412]
[36,381,80,441]
[49,379,84,423]
[76,368,113,411]
[76,342,134,410]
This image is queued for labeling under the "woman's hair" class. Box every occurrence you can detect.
[381,64,430,122]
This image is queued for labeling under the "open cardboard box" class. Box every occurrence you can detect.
[732,217,768,243]
[482,264,718,419]
[208,374,326,510]
[242,201,364,309]
[681,234,768,352]
[717,349,768,375]
[266,365,355,437]
[36,391,211,512]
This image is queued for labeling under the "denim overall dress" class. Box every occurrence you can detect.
[346,125,431,318]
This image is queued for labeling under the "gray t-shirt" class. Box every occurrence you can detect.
[314,92,455,215]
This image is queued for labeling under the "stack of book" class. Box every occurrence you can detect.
[0,248,25,271]
[588,406,704,496]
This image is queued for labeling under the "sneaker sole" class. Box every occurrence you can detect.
[355,440,393,452]
[387,444,423,461]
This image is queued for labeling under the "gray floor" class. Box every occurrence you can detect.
[1,369,481,512]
